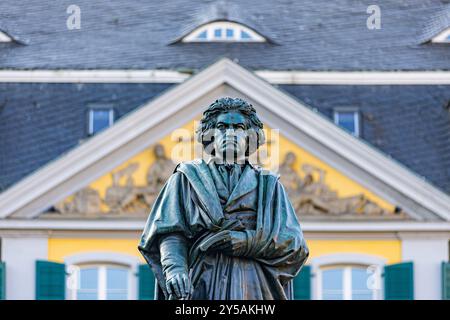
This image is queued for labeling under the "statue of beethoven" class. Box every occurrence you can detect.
[138,97,309,300]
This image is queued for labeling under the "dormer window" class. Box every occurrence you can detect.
[430,28,450,43]
[334,109,360,137]
[182,21,266,43]
[0,30,13,43]
[88,107,114,135]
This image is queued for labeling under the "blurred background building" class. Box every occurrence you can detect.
[0,0,449,300]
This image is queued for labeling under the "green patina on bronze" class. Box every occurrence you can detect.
[138,97,309,300]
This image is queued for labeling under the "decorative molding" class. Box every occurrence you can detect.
[430,28,450,43]
[181,21,266,43]
[309,253,387,268]
[0,69,449,85]
[49,144,174,218]
[64,251,141,268]
[0,58,449,221]
[277,152,407,219]
[255,71,450,85]
[0,30,13,43]
[222,63,450,221]
[1,219,450,232]
[0,70,190,83]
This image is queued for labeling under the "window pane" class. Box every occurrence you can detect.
[107,268,128,290]
[226,28,234,38]
[79,268,98,289]
[106,292,128,300]
[214,28,222,38]
[106,267,128,300]
[241,30,251,39]
[77,291,98,300]
[77,267,98,300]
[351,268,373,300]
[335,111,357,134]
[91,109,112,134]
[196,30,207,39]
[322,268,343,300]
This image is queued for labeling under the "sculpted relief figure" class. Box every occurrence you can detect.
[51,144,175,217]
[138,97,309,300]
[278,152,400,217]
[104,163,141,213]
[53,187,101,216]
[278,152,303,198]
[143,144,175,206]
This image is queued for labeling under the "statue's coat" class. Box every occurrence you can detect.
[138,159,309,300]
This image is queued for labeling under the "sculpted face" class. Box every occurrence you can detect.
[154,144,165,159]
[213,112,248,162]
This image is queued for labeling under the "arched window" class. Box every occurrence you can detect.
[182,21,266,43]
[310,253,385,300]
[70,263,131,300]
[318,264,378,300]
[431,28,450,43]
[65,252,140,300]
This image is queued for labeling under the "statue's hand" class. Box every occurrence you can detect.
[208,230,248,256]
[165,270,193,300]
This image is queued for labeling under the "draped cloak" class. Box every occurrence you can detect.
[138,158,309,300]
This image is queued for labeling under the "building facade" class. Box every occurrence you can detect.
[0,1,449,300]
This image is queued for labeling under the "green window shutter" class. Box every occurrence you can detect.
[384,262,414,300]
[35,260,66,300]
[293,265,311,300]
[0,262,5,300]
[442,262,450,300]
[138,264,155,300]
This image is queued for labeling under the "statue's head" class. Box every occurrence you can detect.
[196,97,265,162]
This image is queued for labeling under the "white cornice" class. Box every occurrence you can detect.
[0,70,190,83]
[0,58,449,221]
[0,70,449,85]
[255,71,450,85]
[0,219,449,232]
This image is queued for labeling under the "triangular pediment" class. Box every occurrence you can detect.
[0,58,449,222]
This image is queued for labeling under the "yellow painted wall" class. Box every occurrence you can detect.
[48,238,144,263]
[87,118,201,212]
[48,238,401,265]
[60,118,393,212]
[305,239,402,264]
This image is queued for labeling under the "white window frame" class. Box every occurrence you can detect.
[65,252,140,300]
[317,264,378,300]
[431,28,450,43]
[182,21,266,43]
[69,263,132,300]
[333,108,360,137]
[88,108,114,135]
[310,253,386,300]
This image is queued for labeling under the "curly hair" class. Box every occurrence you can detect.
[196,97,265,155]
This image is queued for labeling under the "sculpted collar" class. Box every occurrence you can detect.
[205,156,257,169]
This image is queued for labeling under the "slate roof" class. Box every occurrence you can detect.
[0,83,172,191]
[419,3,450,43]
[279,84,450,194]
[1,83,449,194]
[0,0,449,70]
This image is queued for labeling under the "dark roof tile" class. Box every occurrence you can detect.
[1,83,449,194]
[0,0,449,70]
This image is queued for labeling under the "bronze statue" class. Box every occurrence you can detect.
[138,97,309,300]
